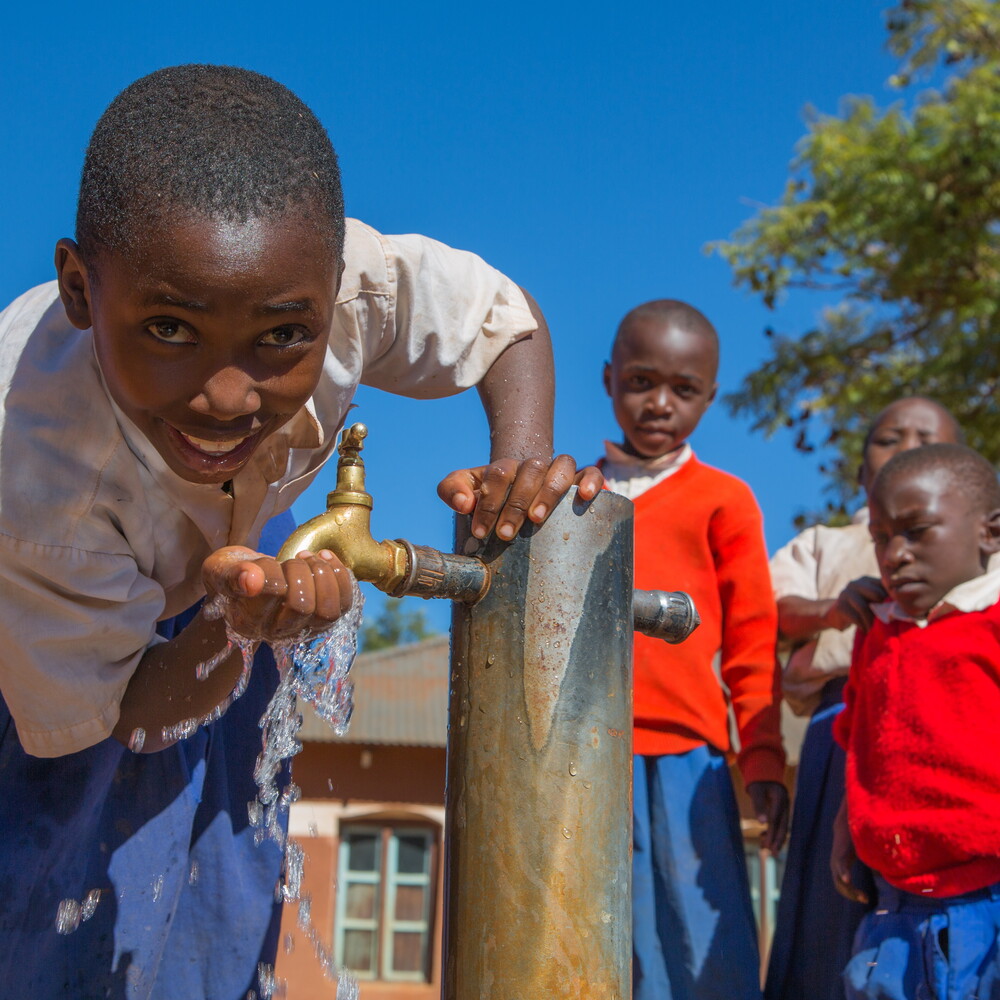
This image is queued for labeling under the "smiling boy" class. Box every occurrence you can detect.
[601,299,786,1000]
[832,443,1000,1000]
[0,65,598,998]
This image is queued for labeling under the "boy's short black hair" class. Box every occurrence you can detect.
[873,443,1000,513]
[76,65,345,261]
[611,299,719,369]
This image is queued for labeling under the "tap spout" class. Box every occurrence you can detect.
[277,423,489,604]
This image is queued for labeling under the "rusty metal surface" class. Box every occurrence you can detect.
[444,487,633,1000]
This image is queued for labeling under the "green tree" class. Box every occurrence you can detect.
[360,598,437,652]
[713,0,1000,519]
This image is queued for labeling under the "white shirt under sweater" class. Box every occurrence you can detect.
[0,219,536,756]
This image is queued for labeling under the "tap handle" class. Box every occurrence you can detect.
[339,422,368,461]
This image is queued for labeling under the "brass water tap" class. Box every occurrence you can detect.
[277,423,491,603]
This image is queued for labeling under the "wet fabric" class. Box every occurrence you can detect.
[844,876,1000,1000]
[0,512,294,1000]
[632,746,763,1000]
[764,680,873,1000]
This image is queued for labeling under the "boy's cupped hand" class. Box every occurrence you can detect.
[202,546,354,644]
[438,456,604,542]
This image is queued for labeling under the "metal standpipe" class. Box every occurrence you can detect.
[280,424,699,1000]
[445,488,634,1000]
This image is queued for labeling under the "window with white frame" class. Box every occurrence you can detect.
[335,823,436,982]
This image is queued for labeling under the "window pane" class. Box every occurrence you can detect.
[394,884,427,922]
[392,931,426,973]
[347,832,378,873]
[396,833,428,874]
[346,882,377,920]
[343,929,375,973]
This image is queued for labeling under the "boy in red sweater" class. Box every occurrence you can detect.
[601,299,787,1000]
[832,443,1000,1000]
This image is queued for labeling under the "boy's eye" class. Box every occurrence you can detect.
[673,384,697,399]
[626,376,652,391]
[259,326,308,347]
[146,320,195,344]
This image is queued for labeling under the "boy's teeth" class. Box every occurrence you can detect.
[180,433,249,455]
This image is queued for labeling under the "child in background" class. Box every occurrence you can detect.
[832,443,1000,1000]
[601,299,787,1000]
[0,65,600,999]
[765,396,964,1000]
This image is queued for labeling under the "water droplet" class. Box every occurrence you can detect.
[128,727,145,752]
[561,827,572,839]
[55,899,81,934]
[284,933,295,954]
[81,889,101,920]
[152,875,164,902]
[568,762,578,776]
[486,652,496,666]
[257,961,276,998]
[189,860,200,885]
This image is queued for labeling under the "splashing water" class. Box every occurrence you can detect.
[245,577,364,992]
[56,888,104,934]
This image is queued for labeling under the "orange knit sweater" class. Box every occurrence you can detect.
[631,456,784,786]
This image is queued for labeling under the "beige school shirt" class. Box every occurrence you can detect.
[0,219,536,757]
[768,512,878,716]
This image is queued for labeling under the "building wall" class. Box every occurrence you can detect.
[276,743,447,999]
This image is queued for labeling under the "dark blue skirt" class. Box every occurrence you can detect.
[0,512,295,1000]
[764,679,874,1000]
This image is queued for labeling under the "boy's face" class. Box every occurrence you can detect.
[869,468,1000,618]
[56,211,341,486]
[860,398,959,492]
[603,317,717,460]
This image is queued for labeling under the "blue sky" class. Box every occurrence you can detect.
[1,1,901,632]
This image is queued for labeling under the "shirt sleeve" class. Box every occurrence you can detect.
[770,526,830,715]
[769,527,821,601]
[711,482,785,785]
[340,222,538,398]
[0,533,165,757]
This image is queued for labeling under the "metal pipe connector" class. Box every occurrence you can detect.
[632,589,700,643]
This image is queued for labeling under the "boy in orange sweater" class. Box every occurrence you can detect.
[601,299,787,1000]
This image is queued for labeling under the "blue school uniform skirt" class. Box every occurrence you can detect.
[0,512,294,1000]
[632,744,763,1000]
[764,678,874,1000]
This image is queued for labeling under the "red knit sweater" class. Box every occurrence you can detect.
[631,457,784,786]
[835,600,1000,897]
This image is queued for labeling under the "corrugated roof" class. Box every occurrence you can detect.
[298,634,450,747]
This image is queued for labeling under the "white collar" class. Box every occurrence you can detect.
[602,440,692,477]
[872,565,1000,628]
